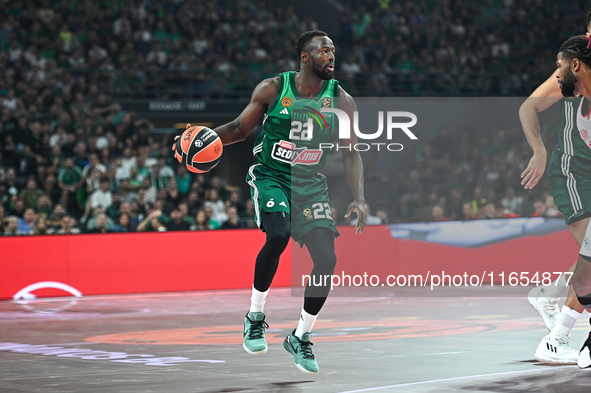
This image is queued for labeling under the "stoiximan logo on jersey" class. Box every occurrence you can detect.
[319,108,418,152]
[271,140,323,166]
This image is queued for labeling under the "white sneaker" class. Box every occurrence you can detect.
[534,334,578,364]
[527,286,559,331]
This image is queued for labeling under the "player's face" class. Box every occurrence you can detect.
[556,52,578,97]
[307,37,336,80]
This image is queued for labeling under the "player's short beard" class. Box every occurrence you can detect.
[311,57,333,80]
[560,69,578,97]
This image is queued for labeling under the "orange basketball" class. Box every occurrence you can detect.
[174,126,223,173]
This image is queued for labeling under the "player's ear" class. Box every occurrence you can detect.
[300,51,309,63]
[572,58,581,72]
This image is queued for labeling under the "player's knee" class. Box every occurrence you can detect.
[266,230,290,249]
[572,254,591,293]
[313,248,337,275]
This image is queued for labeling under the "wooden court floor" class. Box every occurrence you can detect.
[1,287,590,392]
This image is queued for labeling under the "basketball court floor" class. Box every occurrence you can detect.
[1,287,590,392]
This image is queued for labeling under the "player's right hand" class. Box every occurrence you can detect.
[171,123,192,152]
[520,152,547,189]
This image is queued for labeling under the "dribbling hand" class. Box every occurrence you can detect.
[171,123,193,152]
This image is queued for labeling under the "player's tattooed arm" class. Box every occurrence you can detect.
[214,77,280,145]
[519,72,562,190]
[338,85,366,234]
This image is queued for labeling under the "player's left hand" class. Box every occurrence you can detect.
[171,123,193,152]
[520,151,547,189]
[345,200,366,234]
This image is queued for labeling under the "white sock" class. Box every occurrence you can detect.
[249,286,269,313]
[541,274,569,298]
[295,307,317,339]
[550,306,582,338]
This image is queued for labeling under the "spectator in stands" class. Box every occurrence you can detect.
[204,188,227,224]
[178,202,194,227]
[118,178,137,203]
[32,216,50,235]
[152,156,175,190]
[461,202,479,220]
[165,177,182,206]
[479,202,496,219]
[175,165,191,196]
[531,198,549,218]
[19,177,46,210]
[137,209,167,232]
[36,195,53,219]
[86,212,113,233]
[89,177,113,211]
[375,209,390,224]
[85,206,115,232]
[114,212,133,233]
[192,208,212,231]
[203,205,221,229]
[17,208,36,235]
[9,198,26,218]
[501,186,523,216]
[494,202,519,219]
[0,205,6,233]
[4,216,19,236]
[221,206,244,229]
[82,153,107,194]
[431,204,450,222]
[2,169,19,211]
[47,203,66,229]
[164,206,191,231]
[544,195,561,218]
[240,200,257,229]
[54,214,81,235]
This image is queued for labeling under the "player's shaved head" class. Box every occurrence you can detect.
[295,30,328,56]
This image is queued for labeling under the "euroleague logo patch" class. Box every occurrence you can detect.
[281,96,292,107]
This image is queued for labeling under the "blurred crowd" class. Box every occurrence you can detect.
[339,0,587,96]
[358,123,562,225]
[0,0,587,100]
[0,0,581,235]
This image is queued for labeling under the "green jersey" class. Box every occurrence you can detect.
[559,96,591,161]
[252,71,339,178]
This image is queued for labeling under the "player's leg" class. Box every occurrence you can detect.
[252,211,291,310]
[283,227,336,375]
[533,153,589,364]
[244,211,291,355]
[573,220,591,368]
[534,218,588,364]
[243,165,292,355]
[530,154,588,331]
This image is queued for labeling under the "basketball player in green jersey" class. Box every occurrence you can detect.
[554,34,591,369]
[179,31,366,374]
[519,14,591,365]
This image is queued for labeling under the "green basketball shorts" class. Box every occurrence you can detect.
[246,163,339,244]
[548,149,591,224]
